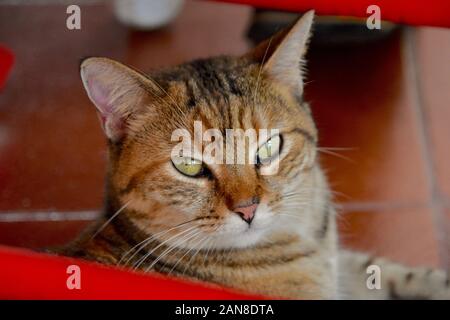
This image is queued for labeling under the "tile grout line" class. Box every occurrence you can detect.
[0,200,430,222]
[0,210,100,222]
[403,27,450,269]
[1,0,104,5]
[338,201,429,212]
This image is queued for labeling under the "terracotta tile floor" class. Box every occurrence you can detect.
[0,1,449,269]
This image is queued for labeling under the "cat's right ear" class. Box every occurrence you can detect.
[80,57,155,142]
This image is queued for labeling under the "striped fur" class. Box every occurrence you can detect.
[59,11,449,299]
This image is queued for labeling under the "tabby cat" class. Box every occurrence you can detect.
[61,11,450,299]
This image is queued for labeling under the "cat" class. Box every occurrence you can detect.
[60,11,450,299]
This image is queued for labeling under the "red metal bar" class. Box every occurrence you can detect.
[210,0,450,28]
[0,45,14,91]
[0,246,262,300]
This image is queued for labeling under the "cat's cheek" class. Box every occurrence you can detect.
[252,203,275,227]
[299,146,317,171]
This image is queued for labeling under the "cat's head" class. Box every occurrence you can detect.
[80,11,322,249]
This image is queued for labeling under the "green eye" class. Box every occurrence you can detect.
[172,157,204,177]
[257,135,282,165]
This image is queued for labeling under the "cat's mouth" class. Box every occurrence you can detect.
[243,221,269,232]
[207,214,273,249]
[210,229,268,249]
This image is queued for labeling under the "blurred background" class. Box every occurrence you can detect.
[0,0,449,270]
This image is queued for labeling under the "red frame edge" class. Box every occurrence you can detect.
[0,245,263,300]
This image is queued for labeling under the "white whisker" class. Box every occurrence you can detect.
[179,234,211,276]
[90,200,131,240]
[133,225,198,270]
[253,36,273,106]
[145,230,202,272]
[118,218,199,266]
[317,148,355,163]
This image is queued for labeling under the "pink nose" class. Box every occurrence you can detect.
[234,203,258,224]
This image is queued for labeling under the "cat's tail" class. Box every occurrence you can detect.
[337,250,450,299]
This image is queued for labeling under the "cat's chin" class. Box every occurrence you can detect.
[207,225,271,250]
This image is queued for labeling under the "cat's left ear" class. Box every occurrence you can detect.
[248,10,314,96]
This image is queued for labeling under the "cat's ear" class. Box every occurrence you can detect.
[248,10,314,96]
[80,57,155,142]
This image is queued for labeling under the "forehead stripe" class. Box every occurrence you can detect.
[284,127,316,144]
